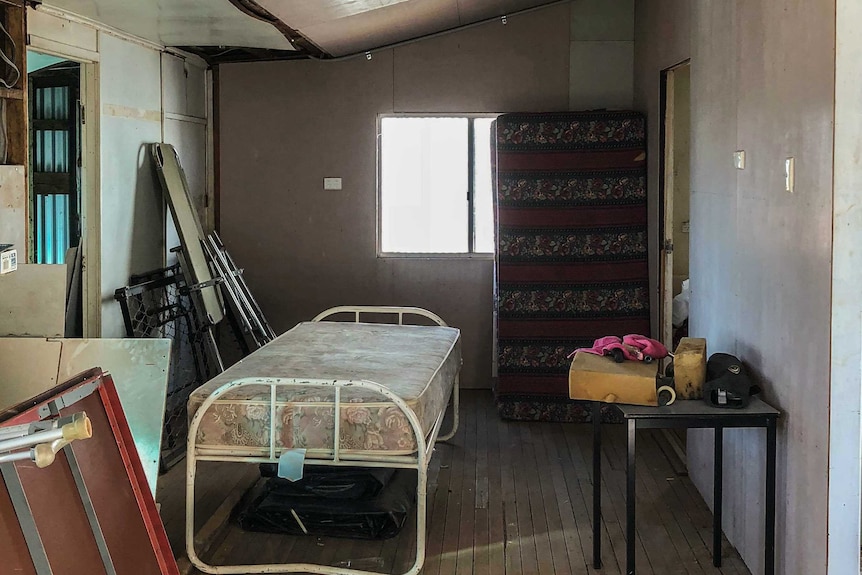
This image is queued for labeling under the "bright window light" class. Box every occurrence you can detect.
[380,115,496,255]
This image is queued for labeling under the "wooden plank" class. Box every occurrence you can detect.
[0,165,25,251]
[438,404,465,575]
[527,421,567,574]
[422,428,454,574]
[0,86,22,99]
[27,7,99,55]
[192,470,260,554]
[648,431,748,574]
[541,422,592,574]
[633,431,705,575]
[517,423,554,575]
[484,397,505,575]
[472,395,490,575]
[548,423,594,573]
[497,405,522,574]
[513,423,542,574]
[455,392,477,575]
[567,424,628,573]
[3,3,27,168]
[595,426,656,575]
[603,426,685,575]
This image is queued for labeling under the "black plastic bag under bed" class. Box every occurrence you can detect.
[235,466,416,540]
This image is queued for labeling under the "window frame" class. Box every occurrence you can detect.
[376,113,498,259]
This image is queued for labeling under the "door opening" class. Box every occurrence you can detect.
[658,61,692,468]
[27,52,81,265]
[659,61,692,352]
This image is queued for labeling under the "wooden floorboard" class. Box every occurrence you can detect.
[156,390,752,575]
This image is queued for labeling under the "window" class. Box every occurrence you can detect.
[379,115,496,255]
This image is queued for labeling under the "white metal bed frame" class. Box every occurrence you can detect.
[186,306,461,574]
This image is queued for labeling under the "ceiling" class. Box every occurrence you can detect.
[41,0,563,60]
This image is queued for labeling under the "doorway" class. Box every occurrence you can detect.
[659,61,692,352]
[26,48,98,336]
[27,51,81,265]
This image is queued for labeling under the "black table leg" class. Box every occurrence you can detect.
[713,426,723,567]
[626,418,636,575]
[765,419,777,575]
[592,400,602,569]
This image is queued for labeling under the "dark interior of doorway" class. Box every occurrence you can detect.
[28,59,81,265]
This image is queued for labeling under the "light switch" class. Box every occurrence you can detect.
[734,151,746,170]
[785,158,795,194]
[323,177,342,191]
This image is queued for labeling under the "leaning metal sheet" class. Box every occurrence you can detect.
[0,338,170,495]
[57,339,171,495]
[151,143,224,325]
[189,322,461,457]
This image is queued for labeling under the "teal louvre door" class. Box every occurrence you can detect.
[29,61,80,264]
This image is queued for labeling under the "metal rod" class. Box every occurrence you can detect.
[713,426,723,567]
[269,385,277,462]
[0,427,64,453]
[0,462,54,575]
[194,454,420,470]
[626,418,636,575]
[0,421,43,441]
[65,444,117,575]
[765,419,777,575]
[592,401,602,569]
[0,450,35,465]
[436,375,460,442]
[213,239,268,342]
[333,386,341,462]
[205,235,264,346]
[211,231,276,340]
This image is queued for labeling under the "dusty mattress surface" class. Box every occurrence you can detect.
[189,321,461,456]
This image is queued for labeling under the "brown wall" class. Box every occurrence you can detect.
[218,5,573,389]
[636,1,835,573]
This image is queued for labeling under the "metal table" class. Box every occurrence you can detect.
[590,398,779,575]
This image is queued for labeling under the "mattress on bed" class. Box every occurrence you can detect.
[189,321,461,457]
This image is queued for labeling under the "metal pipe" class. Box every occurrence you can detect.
[0,450,33,465]
[0,413,91,455]
[0,428,65,453]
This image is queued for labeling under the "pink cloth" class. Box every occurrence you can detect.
[569,334,668,361]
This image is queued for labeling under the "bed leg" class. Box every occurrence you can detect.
[185,446,202,570]
[405,460,429,575]
[436,376,460,442]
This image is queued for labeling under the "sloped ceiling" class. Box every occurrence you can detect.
[41,0,563,58]
[41,0,296,51]
[256,0,558,56]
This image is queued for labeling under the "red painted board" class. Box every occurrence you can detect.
[0,369,179,575]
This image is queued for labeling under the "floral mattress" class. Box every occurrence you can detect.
[189,321,461,457]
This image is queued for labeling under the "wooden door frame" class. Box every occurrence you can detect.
[658,59,691,350]
[27,46,101,336]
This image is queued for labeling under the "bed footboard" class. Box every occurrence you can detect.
[186,376,448,575]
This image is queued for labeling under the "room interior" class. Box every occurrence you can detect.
[0,0,860,574]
